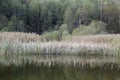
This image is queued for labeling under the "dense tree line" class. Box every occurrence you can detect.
[0,0,120,34]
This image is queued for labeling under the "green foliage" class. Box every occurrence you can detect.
[7,21,15,31]
[58,24,68,36]
[0,14,8,30]
[59,24,68,32]
[103,3,120,33]
[0,0,120,34]
[72,21,107,35]
[17,20,26,32]
[58,24,71,40]
[62,30,70,37]
[42,31,60,41]
[62,30,71,40]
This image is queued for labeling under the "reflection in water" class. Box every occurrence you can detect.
[0,65,120,80]
[0,55,120,80]
[0,55,120,68]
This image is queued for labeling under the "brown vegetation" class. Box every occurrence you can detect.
[0,32,120,56]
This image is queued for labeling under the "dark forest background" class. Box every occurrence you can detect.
[0,0,120,34]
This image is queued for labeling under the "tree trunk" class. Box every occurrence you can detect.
[100,0,103,21]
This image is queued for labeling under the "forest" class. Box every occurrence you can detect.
[0,0,120,35]
[1,1,120,79]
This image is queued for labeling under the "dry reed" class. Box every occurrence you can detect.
[0,32,44,43]
[0,32,120,56]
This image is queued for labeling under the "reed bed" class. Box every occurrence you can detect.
[0,41,114,56]
[0,32,44,43]
[0,32,120,56]
[63,34,120,44]
[0,32,120,68]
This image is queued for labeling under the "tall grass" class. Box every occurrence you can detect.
[0,40,116,56]
[0,32,44,42]
[63,34,120,43]
[0,32,120,68]
[0,32,120,56]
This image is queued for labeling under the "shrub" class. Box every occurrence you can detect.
[72,25,86,35]
[57,24,69,40]
[42,31,60,41]
[62,30,71,40]
[58,24,68,36]
[72,21,107,35]
[62,30,70,36]
[1,27,9,32]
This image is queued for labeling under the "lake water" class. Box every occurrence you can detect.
[0,65,120,80]
[0,55,120,80]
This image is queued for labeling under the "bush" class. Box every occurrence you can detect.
[58,24,68,36]
[42,31,60,41]
[57,24,70,40]
[62,30,71,40]
[62,30,70,36]
[1,27,9,32]
[72,21,107,35]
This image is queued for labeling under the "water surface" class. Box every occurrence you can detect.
[0,65,120,80]
[0,55,120,80]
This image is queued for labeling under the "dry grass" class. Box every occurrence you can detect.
[0,32,44,43]
[0,32,120,56]
[63,34,120,44]
[1,41,112,55]
[0,32,120,68]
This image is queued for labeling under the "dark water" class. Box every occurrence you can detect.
[0,55,120,80]
[0,65,120,80]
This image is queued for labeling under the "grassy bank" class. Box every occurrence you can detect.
[0,32,120,56]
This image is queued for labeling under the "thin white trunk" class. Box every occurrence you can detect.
[97,0,104,21]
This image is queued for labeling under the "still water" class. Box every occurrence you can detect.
[0,55,120,80]
[0,65,120,80]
